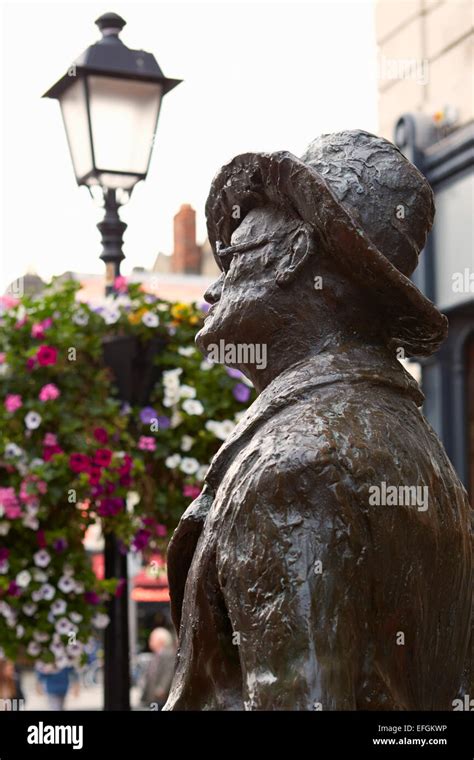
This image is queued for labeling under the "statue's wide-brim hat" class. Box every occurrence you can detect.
[205,130,448,358]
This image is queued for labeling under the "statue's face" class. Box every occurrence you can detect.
[196,206,298,355]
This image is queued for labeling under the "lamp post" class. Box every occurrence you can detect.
[43,12,181,709]
[43,11,181,292]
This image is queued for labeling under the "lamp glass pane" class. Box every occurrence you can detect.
[87,75,162,183]
[59,78,94,183]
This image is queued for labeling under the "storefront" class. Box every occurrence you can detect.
[394,115,474,503]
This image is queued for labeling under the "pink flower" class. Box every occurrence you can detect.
[15,318,27,329]
[31,323,45,339]
[114,276,128,293]
[37,345,57,366]
[138,436,156,452]
[4,394,22,413]
[156,524,167,537]
[39,383,60,401]
[26,357,36,371]
[43,433,58,446]
[183,484,201,500]
[0,487,21,518]
[0,295,19,309]
[0,353,6,364]
[43,445,63,461]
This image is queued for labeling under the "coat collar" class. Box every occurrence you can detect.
[205,344,424,491]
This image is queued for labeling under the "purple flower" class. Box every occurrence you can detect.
[132,529,151,551]
[140,406,157,425]
[53,538,68,553]
[84,591,101,605]
[7,581,20,597]
[97,497,124,517]
[0,548,9,561]
[226,367,244,379]
[200,302,211,313]
[157,415,171,430]
[233,383,251,403]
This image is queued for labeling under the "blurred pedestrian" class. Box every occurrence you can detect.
[141,628,176,710]
[0,658,16,709]
[35,664,80,711]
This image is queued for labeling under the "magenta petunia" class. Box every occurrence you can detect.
[94,449,112,467]
[69,453,90,473]
[183,484,200,499]
[84,591,101,605]
[93,427,108,444]
[37,345,58,366]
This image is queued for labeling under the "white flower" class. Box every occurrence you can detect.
[34,631,50,643]
[25,411,42,430]
[200,359,213,371]
[73,581,84,594]
[4,442,23,458]
[30,458,45,469]
[219,420,236,439]
[126,491,140,510]
[40,583,55,601]
[51,599,67,616]
[0,363,10,377]
[92,612,110,630]
[182,399,204,416]
[179,384,196,399]
[84,638,96,654]
[34,549,51,568]
[180,457,200,475]
[55,655,71,670]
[22,602,37,616]
[50,641,65,657]
[0,560,9,574]
[16,625,25,638]
[62,564,74,577]
[58,576,75,594]
[67,641,84,658]
[234,411,247,423]
[23,515,39,530]
[162,369,182,392]
[141,311,159,327]
[180,435,194,452]
[165,454,181,469]
[27,641,41,657]
[197,465,208,481]
[70,612,83,624]
[103,308,120,325]
[178,346,195,357]
[72,310,89,326]
[170,411,183,428]
[55,617,73,635]
[205,419,234,440]
[16,570,31,588]
[163,389,180,407]
[32,589,43,602]
[0,522,10,536]
[33,569,48,583]
[26,503,39,516]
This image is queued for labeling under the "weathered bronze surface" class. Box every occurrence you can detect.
[163,131,472,710]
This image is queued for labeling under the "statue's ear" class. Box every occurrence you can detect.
[275,226,315,288]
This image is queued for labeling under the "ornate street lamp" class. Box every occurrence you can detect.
[43,11,181,292]
[43,12,181,711]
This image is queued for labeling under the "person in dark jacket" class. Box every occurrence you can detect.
[141,628,176,710]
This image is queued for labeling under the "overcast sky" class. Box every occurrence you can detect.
[1,0,378,287]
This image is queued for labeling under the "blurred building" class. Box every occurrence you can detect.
[376,0,474,501]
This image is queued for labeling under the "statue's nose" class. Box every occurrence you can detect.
[203,274,224,306]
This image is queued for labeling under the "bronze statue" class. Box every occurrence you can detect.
[163,130,472,710]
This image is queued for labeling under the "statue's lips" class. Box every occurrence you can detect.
[204,304,218,320]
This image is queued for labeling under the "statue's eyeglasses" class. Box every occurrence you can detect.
[216,232,296,273]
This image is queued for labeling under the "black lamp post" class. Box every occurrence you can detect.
[43,11,181,292]
[43,12,181,709]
